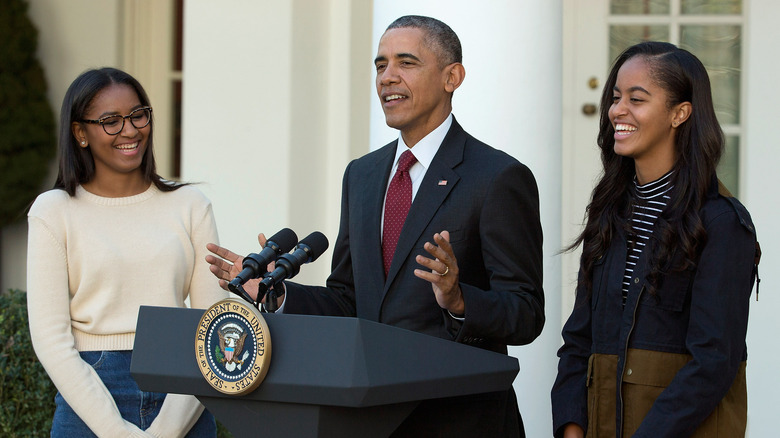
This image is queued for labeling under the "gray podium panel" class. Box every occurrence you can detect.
[131,306,518,437]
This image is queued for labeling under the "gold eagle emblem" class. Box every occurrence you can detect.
[218,323,247,365]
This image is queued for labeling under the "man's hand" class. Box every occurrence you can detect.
[205,233,269,300]
[414,231,465,315]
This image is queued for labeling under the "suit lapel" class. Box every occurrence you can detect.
[384,120,466,289]
[353,143,396,298]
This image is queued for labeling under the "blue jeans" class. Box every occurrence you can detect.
[51,351,215,437]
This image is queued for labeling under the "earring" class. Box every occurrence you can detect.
[81,140,86,145]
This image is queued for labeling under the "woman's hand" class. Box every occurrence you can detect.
[563,423,585,438]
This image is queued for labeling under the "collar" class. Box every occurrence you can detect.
[392,113,453,169]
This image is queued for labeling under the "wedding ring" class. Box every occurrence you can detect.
[438,266,449,277]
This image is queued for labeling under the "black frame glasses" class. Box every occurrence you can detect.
[81,106,153,135]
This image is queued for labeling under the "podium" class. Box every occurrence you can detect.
[131,306,519,437]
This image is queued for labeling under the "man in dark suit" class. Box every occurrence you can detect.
[207,15,543,437]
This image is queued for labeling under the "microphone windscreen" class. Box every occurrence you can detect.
[299,231,329,262]
[268,228,298,252]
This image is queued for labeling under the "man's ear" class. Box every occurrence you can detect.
[444,63,465,93]
[671,101,692,128]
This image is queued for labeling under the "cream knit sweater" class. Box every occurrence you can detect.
[27,184,228,437]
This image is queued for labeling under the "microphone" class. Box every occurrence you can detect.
[228,228,298,294]
[257,231,329,295]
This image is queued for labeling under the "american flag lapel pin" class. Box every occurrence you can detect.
[438,179,448,186]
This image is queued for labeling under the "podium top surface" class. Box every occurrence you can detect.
[131,306,519,407]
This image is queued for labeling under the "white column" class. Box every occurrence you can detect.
[371,3,563,437]
[182,0,372,283]
[744,0,780,435]
[182,0,295,257]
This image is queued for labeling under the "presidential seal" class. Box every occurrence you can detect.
[195,297,271,395]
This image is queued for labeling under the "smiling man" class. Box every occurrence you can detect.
[208,15,544,437]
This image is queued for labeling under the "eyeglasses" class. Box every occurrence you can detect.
[81,107,153,135]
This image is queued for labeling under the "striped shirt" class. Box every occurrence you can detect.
[622,171,673,305]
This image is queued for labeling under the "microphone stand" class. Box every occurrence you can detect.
[263,279,285,313]
[229,284,256,307]
[254,282,268,311]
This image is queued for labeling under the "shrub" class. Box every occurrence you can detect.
[0,289,56,436]
[0,0,57,228]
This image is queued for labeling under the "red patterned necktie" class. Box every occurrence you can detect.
[382,150,417,276]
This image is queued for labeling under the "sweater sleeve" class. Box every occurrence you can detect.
[145,394,204,438]
[145,189,225,436]
[27,215,151,437]
[186,193,229,310]
[551,271,592,437]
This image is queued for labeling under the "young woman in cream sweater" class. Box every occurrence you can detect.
[27,68,227,437]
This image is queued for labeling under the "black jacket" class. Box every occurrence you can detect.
[552,179,758,437]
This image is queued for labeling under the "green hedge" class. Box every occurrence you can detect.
[0,0,57,229]
[0,289,56,436]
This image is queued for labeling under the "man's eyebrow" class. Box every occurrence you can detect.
[396,53,421,62]
[374,53,422,64]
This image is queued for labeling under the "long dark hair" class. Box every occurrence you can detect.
[54,67,184,196]
[570,41,723,294]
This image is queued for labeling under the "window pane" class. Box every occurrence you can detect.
[172,80,182,178]
[609,25,669,64]
[681,0,741,15]
[611,0,670,15]
[174,0,184,71]
[680,25,741,124]
[718,136,739,194]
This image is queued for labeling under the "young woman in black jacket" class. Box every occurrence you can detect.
[551,41,759,438]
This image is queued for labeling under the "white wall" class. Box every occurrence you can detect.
[743,0,780,435]
[371,3,563,437]
[181,0,372,283]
